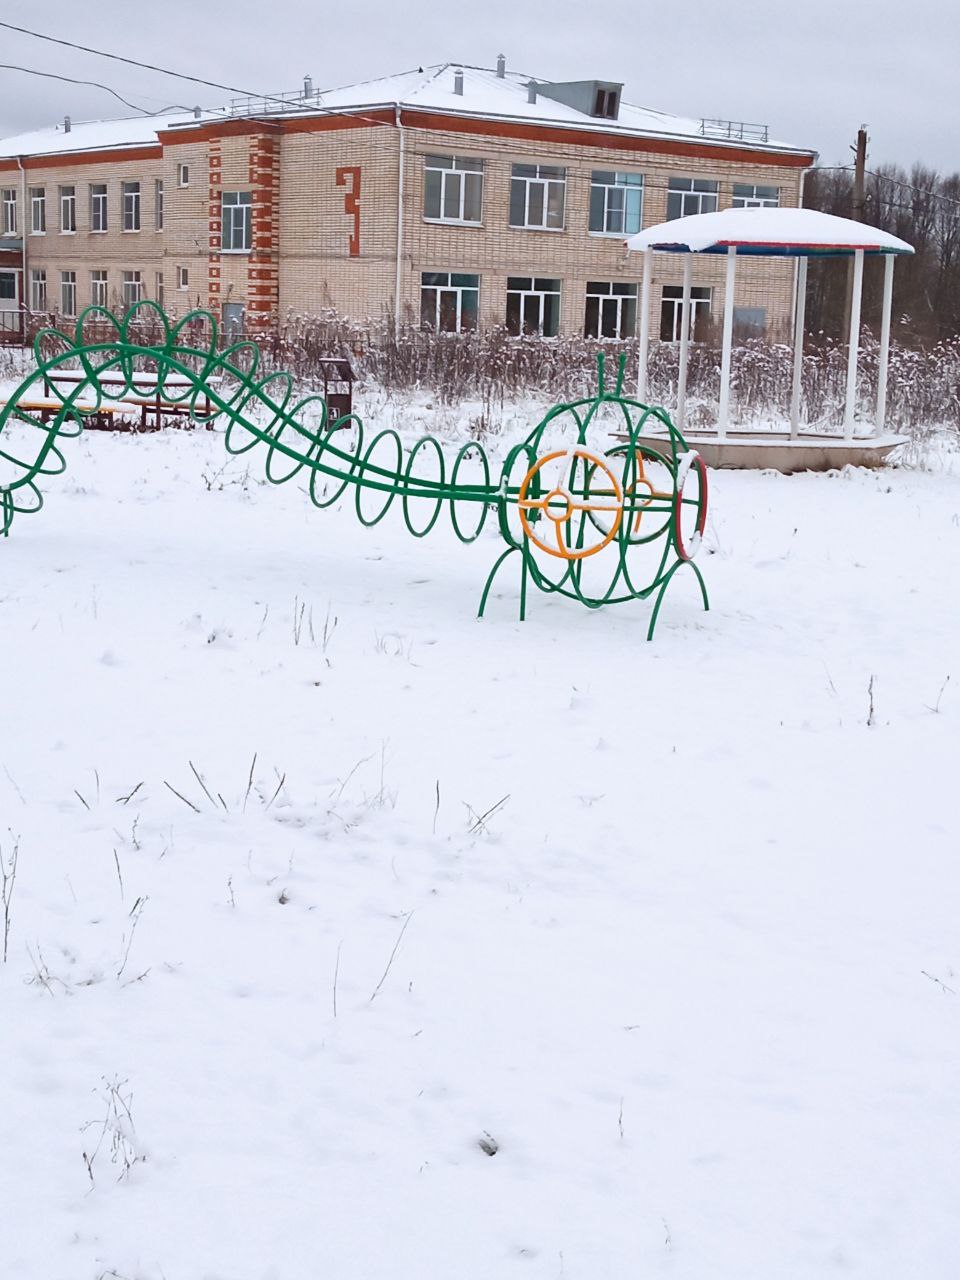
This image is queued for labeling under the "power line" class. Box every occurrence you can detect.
[0,63,189,115]
[0,19,288,107]
[817,164,960,211]
[0,20,418,132]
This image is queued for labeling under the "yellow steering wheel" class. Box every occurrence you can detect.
[517,448,624,560]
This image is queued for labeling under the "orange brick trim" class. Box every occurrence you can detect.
[208,141,223,312]
[245,133,280,333]
[160,118,283,145]
[398,109,815,168]
[0,145,162,174]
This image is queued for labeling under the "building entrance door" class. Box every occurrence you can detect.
[222,302,245,340]
[0,270,21,338]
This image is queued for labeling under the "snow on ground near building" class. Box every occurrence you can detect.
[1,420,959,1280]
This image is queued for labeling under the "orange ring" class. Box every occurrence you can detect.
[518,448,624,560]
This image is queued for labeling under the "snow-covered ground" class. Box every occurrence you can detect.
[2,417,959,1280]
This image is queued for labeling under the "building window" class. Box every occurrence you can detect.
[420,272,479,332]
[222,191,252,252]
[584,281,638,339]
[0,272,15,301]
[660,285,712,341]
[2,188,17,236]
[60,270,77,317]
[733,305,766,335]
[509,165,566,230]
[29,268,47,311]
[59,185,77,233]
[589,172,643,235]
[155,272,165,309]
[122,270,142,310]
[122,181,141,232]
[506,276,561,336]
[90,183,108,232]
[177,266,189,290]
[666,178,718,220]
[177,163,189,188]
[423,155,483,224]
[155,179,164,230]
[91,270,108,308]
[30,187,46,234]
[731,183,780,208]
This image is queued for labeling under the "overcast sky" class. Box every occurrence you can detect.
[0,0,955,173]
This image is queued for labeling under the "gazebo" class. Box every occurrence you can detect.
[626,207,915,471]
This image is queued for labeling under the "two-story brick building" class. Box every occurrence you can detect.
[0,60,817,343]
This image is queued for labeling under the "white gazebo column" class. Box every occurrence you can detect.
[676,254,693,431]
[843,247,865,439]
[637,246,653,402]
[875,253,895,436]
[790,256,808,440]
[717,245,737,440]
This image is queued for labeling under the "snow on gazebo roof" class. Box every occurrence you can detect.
[627,207,914,257]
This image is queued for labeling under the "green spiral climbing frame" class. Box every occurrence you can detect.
[0,302,709,638]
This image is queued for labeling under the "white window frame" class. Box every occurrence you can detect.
[122,270,143,310]
[30,187,46,235]
[666,177,718,220]
[589,172,644,236]
[419,272,480,332]
[91,270,108,308]
[90,183,108,233]
[155,271,165,309]
[122,181,141,232]
[60,270,77,317]
[584,281,639,339]
[59,185,77,234]
[221,191,252,253]
[731,183,780,209]
[177,163,190,188]
[29,268,47,311]
[177,266,189,290]
[509,165,566,231]
[155,179,164,231]
[660,285,712,342]
[506,276,562,337]
[2,188,17,236]
[423,155,484,225]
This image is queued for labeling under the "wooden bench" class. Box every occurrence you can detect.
[0,398,127,428]
[44,369,223,431]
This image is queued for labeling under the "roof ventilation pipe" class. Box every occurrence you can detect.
[496,54,506,78]
[304,74,313,98]
[453,69,464,95]
[63,116,71,133]
[527,81,538,104]
[193,105,202,119]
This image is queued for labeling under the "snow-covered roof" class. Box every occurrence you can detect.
[627,207,914,257]
[0,63,813,162]
[0,109,227,160]
[222,63,812,157]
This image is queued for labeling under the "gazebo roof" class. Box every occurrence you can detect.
[627,207,915,257]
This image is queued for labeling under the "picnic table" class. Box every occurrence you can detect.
[42,368,223,430]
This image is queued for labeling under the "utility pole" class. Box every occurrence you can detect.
[843,126,869,339]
